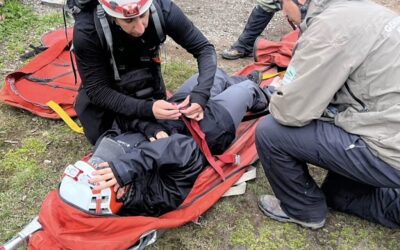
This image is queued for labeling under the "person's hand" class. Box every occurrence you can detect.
[149,130,169,142]
[90,162,117,191]
[113,183,128,199]
[177,96,204,121]
[152,100,181,120]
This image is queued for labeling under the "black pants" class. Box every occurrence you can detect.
[255,115,400,228]
[75,66,165,145]
[75,89,116,145]
[232,5,274,54]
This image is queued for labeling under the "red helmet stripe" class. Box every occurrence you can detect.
[99,0,150,17]
[95,196,102,214]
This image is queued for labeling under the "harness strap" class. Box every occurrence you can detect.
[62,9,79,86]
[94,3,166,81]
[262,71,286,80]
[96,5,121,81]
[93,6,107,53]
[150,3,166,44]
[182,117,240,181]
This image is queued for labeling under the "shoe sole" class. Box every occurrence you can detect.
[258,201,325,230]
[221,53,252,60]
[221,54,243,60]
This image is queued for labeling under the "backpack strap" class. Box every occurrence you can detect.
[150,3,166,44]
[94,5,121,81]
[93,3,165,81]
[93,3,166,81]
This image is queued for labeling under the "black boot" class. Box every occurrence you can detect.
[222,6,275,60]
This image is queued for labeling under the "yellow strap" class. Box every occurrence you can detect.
[47,101,84,134]
[262,71,286,80]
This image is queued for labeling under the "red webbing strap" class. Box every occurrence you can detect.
[215,154,237,164]
[182,117,238,181]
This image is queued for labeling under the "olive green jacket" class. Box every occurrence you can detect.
[270,0,400,169]
[256,0,281,12]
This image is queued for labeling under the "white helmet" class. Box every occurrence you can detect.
[59,161,123,215]
[98,0,153,19]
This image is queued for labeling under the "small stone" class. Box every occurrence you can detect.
[44,160,52,164]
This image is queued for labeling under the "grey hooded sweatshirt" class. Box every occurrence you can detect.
[269,0,400,169]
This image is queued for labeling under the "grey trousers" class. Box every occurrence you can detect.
[173,68,263,130]
[255,115,400,228]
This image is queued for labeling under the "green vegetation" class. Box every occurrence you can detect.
[162,61,197,91]
[0,2,201,245]
[0,0,63,72]
[0,1,82,242]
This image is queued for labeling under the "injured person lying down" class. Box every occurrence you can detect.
[60,69,269,217]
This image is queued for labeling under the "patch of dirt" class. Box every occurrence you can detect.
[168,0,400,74]
[169,0,293,74]
[21,0,58,14]
[11,0,400,75]
[173,0,400,47]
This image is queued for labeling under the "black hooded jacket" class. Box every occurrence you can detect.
[73,0,217,120]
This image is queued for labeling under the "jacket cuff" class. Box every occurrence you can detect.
[138,100,155,119]
[143,122,164,138]
[190,93,208,109]
[109,161,128,187]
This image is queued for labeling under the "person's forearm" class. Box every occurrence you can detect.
[190,45,217,107]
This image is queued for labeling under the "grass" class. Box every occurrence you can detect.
[153,173,400,250]
[0,0,63,72]
[1,0,400,249]
[162,61,197,91]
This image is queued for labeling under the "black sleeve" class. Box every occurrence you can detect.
[109,134,205,186]
[73,14,155,119]
[128,119,165,139]
[163,1,217,108]
[159,119,186,135]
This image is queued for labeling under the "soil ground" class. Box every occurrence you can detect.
[170,0,400,74]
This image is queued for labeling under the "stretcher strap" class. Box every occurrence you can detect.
[262,71,286,80]
[182,117,238,181]
[47,101,84,134]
